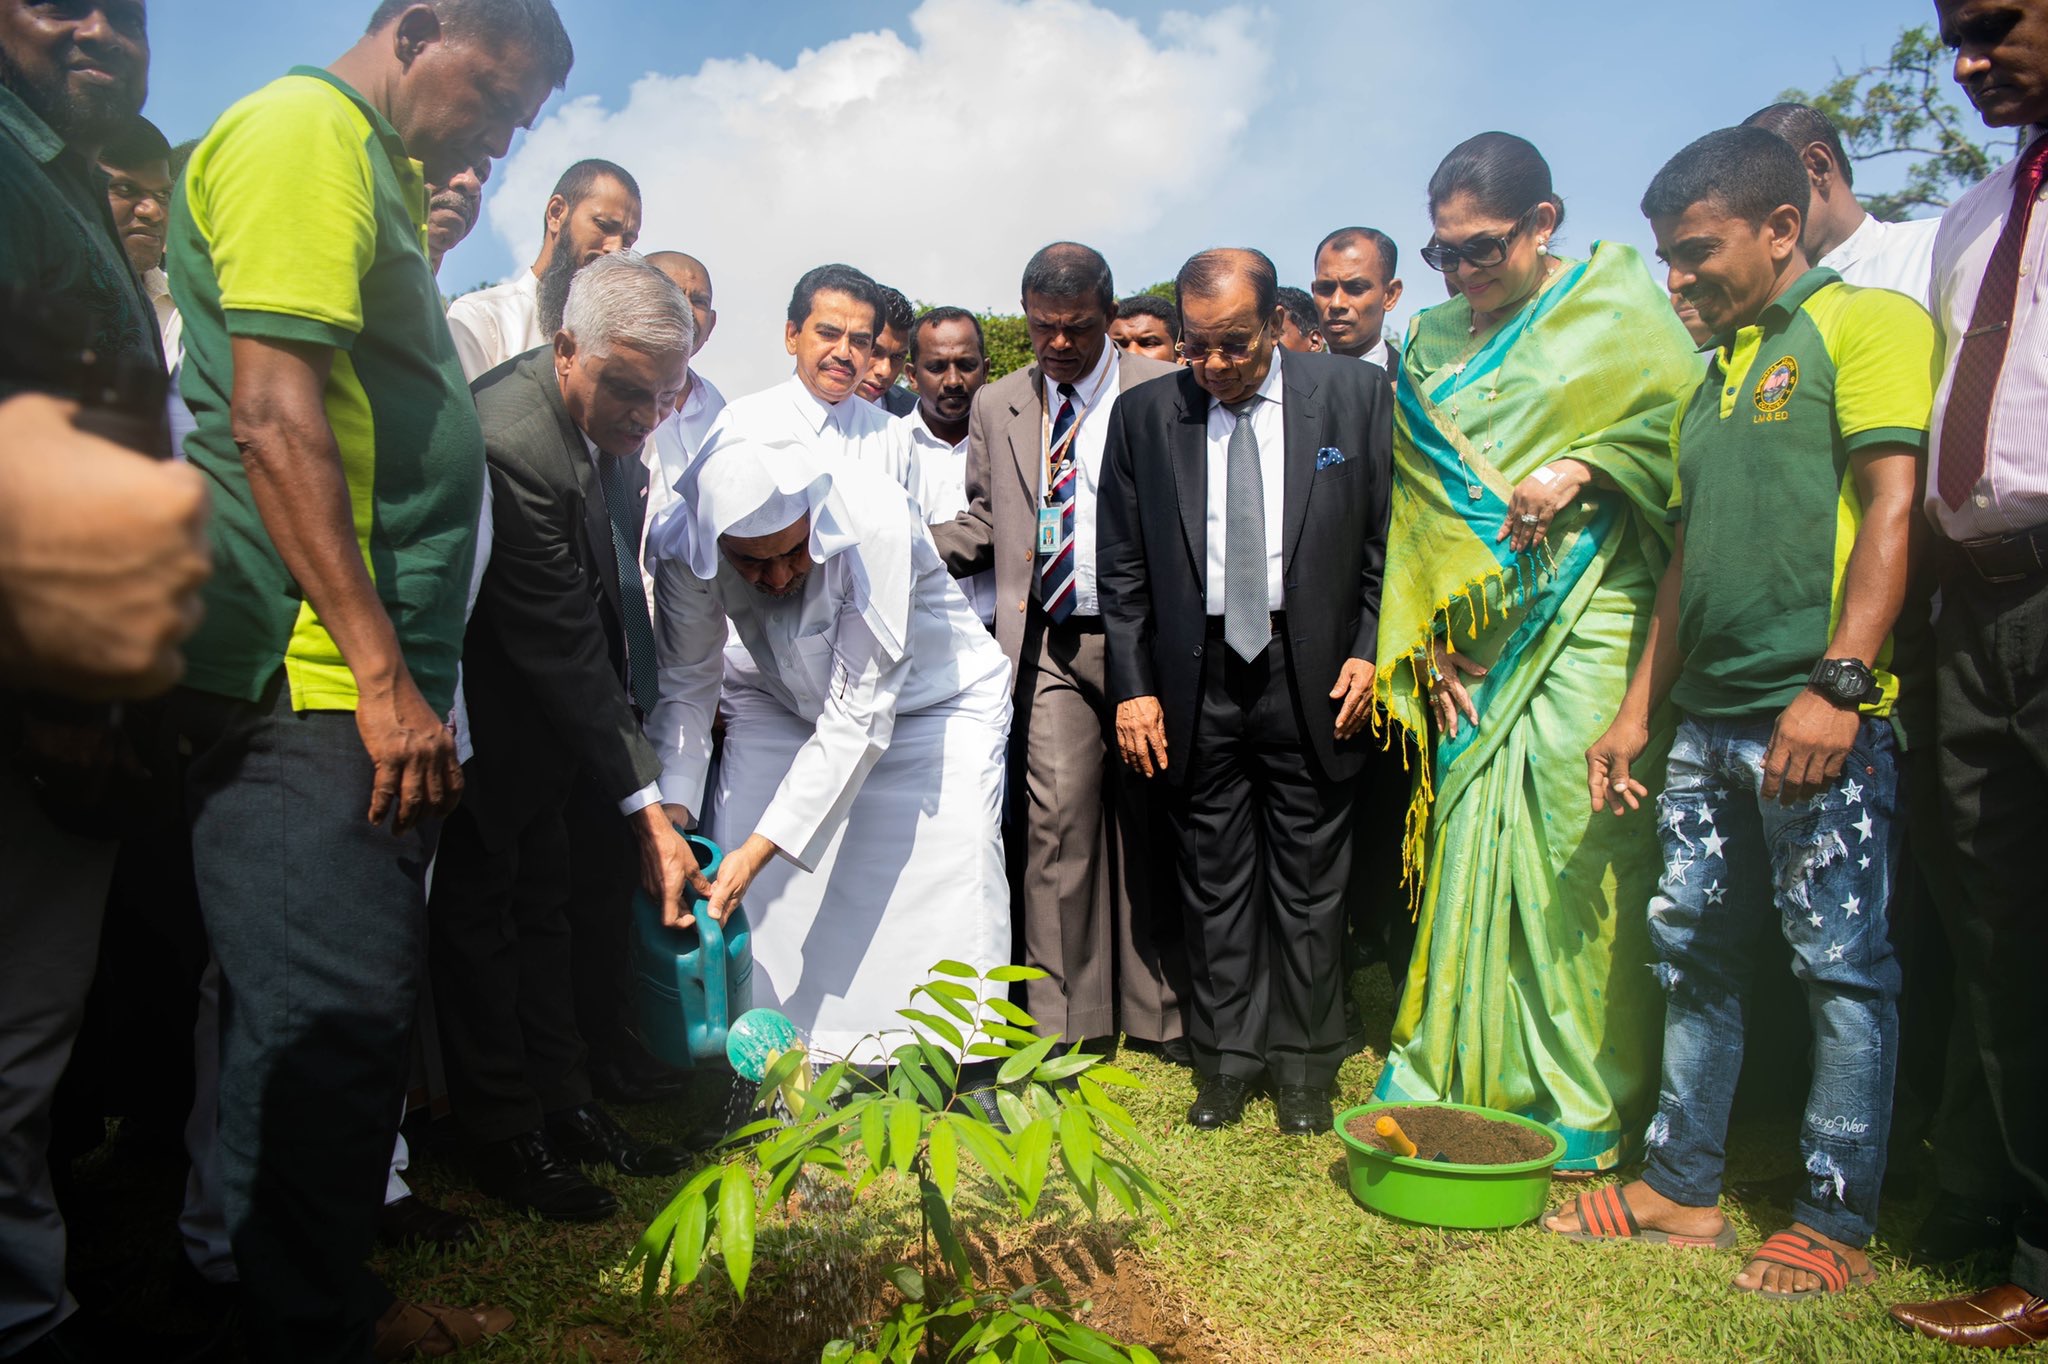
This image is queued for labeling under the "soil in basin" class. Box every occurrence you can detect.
[1346,1105,1556,1166]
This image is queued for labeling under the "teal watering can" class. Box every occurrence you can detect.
[630,832,753,1069]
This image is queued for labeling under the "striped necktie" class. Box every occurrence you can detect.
[596,450,659,713]
[1938,134,2048,511]
[1036,381,1080,622]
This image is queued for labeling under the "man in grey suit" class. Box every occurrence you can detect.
[429,253,706,1223]
[931,242,1188,1053]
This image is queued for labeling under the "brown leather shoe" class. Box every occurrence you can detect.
[1890,1283,2048,1349]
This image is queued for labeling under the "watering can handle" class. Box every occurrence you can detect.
[698,881,727,1035]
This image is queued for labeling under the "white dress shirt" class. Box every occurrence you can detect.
[1821,211,1942,302]
[1350,338,1391,372]
[695,374,923,508]
[144,265,183,369]
[1202,347,1287,611]
[903,405,997,626]
[1037,341,1122,617]
[641,368,727,581]
[445,270,543,382]
[1928,130,2048,540]
[649,488,1009,867]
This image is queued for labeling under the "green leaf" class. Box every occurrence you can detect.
[928,1118,958,1204]
[1057,1105,1096,1191]
[915,1040,957,1088]
[1095,1161,1136,1216]
[897,1008,966,1050]
[985,1022,1044,1046]
[1045,1325,1133,1364]
[983,996,1038,1028]
[921,1180,976,1285]
[948,1113,1017,1184]
[920,987,977,1025]
[922,979,978,1002]
[930,958,979,978]
[1033,1052,1097,1083]
[673,1184,708,1288]
[996,1034,1059,1086]
[1012,1334,1052,1364]
[861,1097,889,1175]
[985,964,1049,983]
[1081,1063,1143,1089]
[752,1046,806,1110]
[886,1262,926,1303]
[889,1099,921,1178]
[1128,1346,1161,1364]
[995,1089,1032,1135]
[899,1058,946,1110]
[965,1041,1015,1060]
[1013,1117,1054,1212]
[717,1165,755,1298]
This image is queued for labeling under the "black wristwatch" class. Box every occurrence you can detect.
[1809,658,1877,708]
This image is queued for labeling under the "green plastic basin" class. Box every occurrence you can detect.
[1334,1100,1565,1230]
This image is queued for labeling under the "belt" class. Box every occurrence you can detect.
[1938,523,2048,586]
[1203,611,1287,638]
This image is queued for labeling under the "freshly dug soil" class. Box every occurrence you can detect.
[1346,1106,1555,1166]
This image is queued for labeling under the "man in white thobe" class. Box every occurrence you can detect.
[691,264,922,507]
[647,440,1011,1062]
[446,158,642,381]
[643,251,728,578]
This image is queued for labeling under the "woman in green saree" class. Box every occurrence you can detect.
[1370,133,1704,1172]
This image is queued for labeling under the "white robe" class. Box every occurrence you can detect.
[445,270,543,382]
[649,467,1011,1061]
[695,374,925,512]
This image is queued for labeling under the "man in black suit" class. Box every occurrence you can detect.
[1099,247,1392,1135]
[430,251,708,1221]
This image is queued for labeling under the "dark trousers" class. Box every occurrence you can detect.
[1933,555,2048,1295]
[562,788,641,1068]
[173,679,430,1363]
[1168,632,1355,1088]
[429,779,620,1142]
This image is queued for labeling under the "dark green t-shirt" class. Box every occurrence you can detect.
[169,68,481,714]
[0,83,160,398]
[1668,268,1935,727]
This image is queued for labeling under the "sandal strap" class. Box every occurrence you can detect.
[1751,1231,1851,1292]
[375,1299,487,1359]
[1573,1184,1640,1239]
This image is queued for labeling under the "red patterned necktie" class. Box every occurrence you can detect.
[1937,134,2048,511]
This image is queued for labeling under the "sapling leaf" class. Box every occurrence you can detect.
[995,1089,1031,1136]
[1128,1344,1162,1363]
[889,1099,921,1177]
[985,964,1049,983]
[930,959,979,978]
[898,1008,966,1050]
[922,979,978,1002]
[928,1114,958,1204]
[861,1098,889,1175]
[965,1041,1014,1060]
[717,1165,755,1297]
[984,996,1038,1028]
[1095,1161,1136,1216]
[1057,1106,1096,1191]
[1033,1052,1097,1083]
[1047,1325,1133,1364]
[887,1263,926,1303]
[985,1022,1045,1046]
[920,987,978,1025]
[948,1113,1016,1183]
[1082,1063,1143,1089]
[673,1184,708,1289]
[997,1034,1058,1086]
[1014,1118,1054,1212]
[921,1180,975,1285]
[1011,1334,1051,1364]
[915,1040,957,1088]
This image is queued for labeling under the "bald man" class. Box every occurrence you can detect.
[643,251,727,556]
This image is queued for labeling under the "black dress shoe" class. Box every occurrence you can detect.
[589,1052,692,1106]
[1273,1084,1333,1135]
[376,1194,482,1252]
[1186,1074,1250,1129]
[1159,1037,1195,1069]
[469,1130,618,1222]
[1910,1196,2018,1264]
[545,1102,691,1178]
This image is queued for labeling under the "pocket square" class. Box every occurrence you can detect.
[1316,446,1347,470]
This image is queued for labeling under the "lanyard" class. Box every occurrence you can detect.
[1041,360,1109,505]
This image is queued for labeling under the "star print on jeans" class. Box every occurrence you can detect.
[1826,942,1847,963]
[1852,812,1875,843]
[1842,895,1862,918]
[1809,912,1825,929]
[1700,829,1728,860]
[1703,882,1726,906]
[1843,777,1865,806]
[1666,855,1693,886]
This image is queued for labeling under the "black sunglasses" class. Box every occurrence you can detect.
[1420,206,1540,274]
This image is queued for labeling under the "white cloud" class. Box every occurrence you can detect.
[485,0,1272,395]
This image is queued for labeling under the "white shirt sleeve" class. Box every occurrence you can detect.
[648,554,728,820]
[754,600,911,873]
[447,310,494,384]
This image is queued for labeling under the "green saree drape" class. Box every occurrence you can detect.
[1370,242,1702,1170]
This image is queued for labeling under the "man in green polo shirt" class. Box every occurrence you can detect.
[1556,127,1931,1304]
[164,3,572,1358]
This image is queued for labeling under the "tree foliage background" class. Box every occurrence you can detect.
[1781,24,2016,220]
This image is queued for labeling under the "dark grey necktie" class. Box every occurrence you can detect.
[596,451,659,713]
[1224,397,1269,662]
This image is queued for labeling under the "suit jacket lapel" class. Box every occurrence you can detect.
[540,360,624,620]
[1171,374,1207,578]
[1281,359,1320,564]
[1007,363,1044,502]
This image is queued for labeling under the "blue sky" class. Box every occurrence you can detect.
[145,0,1960,392]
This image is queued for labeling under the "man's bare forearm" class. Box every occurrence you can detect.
[1825,449,1916,670]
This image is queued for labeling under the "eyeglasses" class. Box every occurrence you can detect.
[1420,207,1538,274]
[1174,319,1269,364]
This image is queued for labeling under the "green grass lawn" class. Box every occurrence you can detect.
[373,970,1998,1363]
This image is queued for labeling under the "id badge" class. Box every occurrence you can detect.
[1036,506,1063,554]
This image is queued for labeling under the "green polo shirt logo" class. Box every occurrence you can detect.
[1667,268,1935,728]
[169,68,482,715]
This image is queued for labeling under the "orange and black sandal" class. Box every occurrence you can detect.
[1736,1229,1877,1301]
[1545,1183,1739,1248]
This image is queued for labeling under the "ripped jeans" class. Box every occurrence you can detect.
[1640,711,1902,1247]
